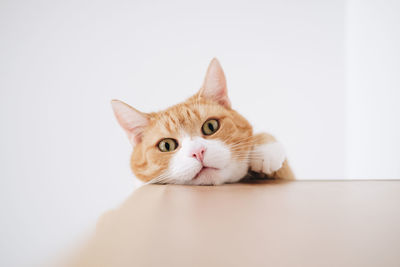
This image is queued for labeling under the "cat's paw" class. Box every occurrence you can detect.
[250,142,286,175]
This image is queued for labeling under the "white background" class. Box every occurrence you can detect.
[347,0,400,179]
[0,0,399,266]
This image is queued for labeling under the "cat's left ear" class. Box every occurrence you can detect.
[198,58,231,108]
[111,100,149,146]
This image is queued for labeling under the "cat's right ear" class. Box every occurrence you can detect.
[111,100,149,146]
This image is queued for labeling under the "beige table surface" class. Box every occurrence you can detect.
[66,180,400,267]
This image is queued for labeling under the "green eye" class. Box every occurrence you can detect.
[202,119,219,135]
[158,138,178,152]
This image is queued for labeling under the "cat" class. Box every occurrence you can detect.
[111,58,295,185]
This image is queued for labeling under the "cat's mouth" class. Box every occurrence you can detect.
[193,166,218,180]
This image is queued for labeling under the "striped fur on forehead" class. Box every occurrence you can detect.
[155,105,201,133]
[150,96,223,135]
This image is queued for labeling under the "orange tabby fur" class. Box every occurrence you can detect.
[130,95,254,182]
[112,58,295,184]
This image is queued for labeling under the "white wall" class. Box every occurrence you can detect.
[347,0,400,179]
[6,0,399,266]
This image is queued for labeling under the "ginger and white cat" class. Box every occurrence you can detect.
[111,59,294,185]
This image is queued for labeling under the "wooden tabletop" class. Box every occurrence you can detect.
[65,180,400,267]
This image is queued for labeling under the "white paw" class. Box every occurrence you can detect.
[250,142,286,175]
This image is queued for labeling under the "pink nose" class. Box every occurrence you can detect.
[191,147,206,163]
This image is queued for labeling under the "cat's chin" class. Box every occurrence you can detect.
[193,166,217,179]
[189,167,221,185]
[184,161,249,186]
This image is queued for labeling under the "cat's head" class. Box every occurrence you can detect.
[112,59,253,185]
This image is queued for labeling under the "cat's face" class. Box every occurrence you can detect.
[112,59,253,185]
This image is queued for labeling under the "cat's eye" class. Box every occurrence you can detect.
[158,138,178,152]
[202,119,219,135]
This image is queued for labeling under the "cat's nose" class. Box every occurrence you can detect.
[191,147,206,163]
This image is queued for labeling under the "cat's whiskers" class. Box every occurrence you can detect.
[146,171,173,185]
[224,138,259,148]
[233,154,275,161]
[147,144,267,184]
[226,138,259,146]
